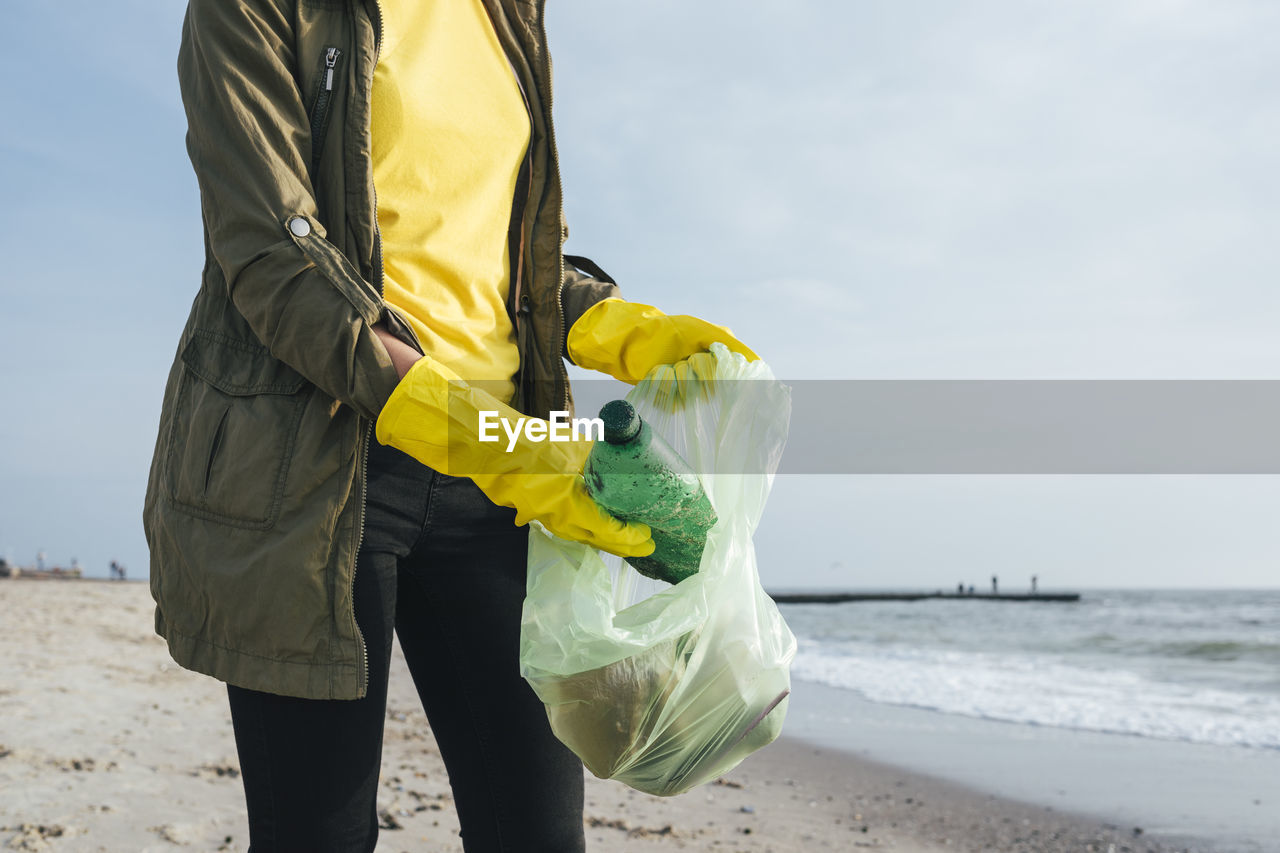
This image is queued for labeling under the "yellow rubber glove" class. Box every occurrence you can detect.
[375,355,655,558]
[638,351,722,412]
[566,298,758,385]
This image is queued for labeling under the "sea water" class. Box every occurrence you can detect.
[779,588,1280,750]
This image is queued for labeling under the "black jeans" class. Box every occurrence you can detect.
[226,438,585,852]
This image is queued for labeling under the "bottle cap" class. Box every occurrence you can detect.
[599,399,641,444]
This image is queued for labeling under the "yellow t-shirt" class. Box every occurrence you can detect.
[371,0,530,403]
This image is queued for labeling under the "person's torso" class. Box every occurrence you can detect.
[295,0,572,417]
[371,0,531,404]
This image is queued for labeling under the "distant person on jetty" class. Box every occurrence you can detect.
[141,1,755,849]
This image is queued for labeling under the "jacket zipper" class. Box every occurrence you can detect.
[351,0,385,699]
[537,0,571,412]
[483,3,536,408]
[309,47,342,176]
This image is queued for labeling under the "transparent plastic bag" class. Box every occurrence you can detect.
[519,343,797,796]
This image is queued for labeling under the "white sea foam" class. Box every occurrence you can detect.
[791,642,1280,749]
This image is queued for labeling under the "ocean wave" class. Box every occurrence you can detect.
[791,643,1280,750]
[1151,640,1280,663]
[1075,634,1280,663]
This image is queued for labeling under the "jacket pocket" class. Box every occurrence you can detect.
[163,329,308,530]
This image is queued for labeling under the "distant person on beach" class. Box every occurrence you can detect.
[1031,575,1038,595]
[142,1,755,850]
[992,575,999,594]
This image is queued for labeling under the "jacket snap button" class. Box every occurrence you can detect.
[288,216,311,237]
[519,295,531,313]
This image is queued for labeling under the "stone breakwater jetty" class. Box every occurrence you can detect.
[768,591,1081,604]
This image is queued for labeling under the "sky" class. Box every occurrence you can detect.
[2,0,1279,589]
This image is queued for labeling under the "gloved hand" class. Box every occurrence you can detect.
[566,298,758,385]
[638,350,722,412]
[376,354,655,558]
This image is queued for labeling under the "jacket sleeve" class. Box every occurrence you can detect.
[178,0,399,422]
[560,253,623,363]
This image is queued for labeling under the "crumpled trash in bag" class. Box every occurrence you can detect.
[519,343,796,796]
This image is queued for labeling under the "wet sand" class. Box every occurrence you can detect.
[0,579,1212,851]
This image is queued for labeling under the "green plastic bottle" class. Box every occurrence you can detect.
[585,400,718,585]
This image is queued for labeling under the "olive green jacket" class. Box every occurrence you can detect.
[144,0,621,700]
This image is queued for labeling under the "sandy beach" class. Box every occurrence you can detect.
[0,579,1214,852]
